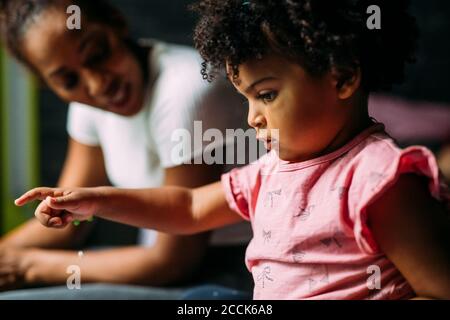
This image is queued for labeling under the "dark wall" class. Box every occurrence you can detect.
[39,0,450,186]
[392,0,450,102]
[109,0,196,45]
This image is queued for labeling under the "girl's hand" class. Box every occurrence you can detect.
[15,187,102,228]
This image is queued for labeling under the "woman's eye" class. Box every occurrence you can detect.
[257,91,278,103]
[64,73,79,90]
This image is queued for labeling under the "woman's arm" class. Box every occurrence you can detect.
[18,243,208,287]
[0,139,108,250]
[368,174,450,300]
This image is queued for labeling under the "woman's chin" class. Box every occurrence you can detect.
[113,104,142,116]
[108,94,143,116]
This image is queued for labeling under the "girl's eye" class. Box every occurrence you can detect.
[257,91,278,103]
[64,73,79,90]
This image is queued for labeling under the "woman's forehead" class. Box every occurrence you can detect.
[22,17,78,64]
[21,11,112,72]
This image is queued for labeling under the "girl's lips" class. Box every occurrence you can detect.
[257,137,275,150]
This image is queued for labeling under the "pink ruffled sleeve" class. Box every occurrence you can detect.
[348,146,449,255]
[221,162,263,222]
[221,169,250,221]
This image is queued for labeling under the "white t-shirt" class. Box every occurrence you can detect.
[67,41,252,246]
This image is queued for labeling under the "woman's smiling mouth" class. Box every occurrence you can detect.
[109,81,132,109]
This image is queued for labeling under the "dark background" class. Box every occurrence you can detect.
[39,0,450,187]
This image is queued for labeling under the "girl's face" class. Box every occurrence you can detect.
[21,8,145,116]
[230,53,357,162]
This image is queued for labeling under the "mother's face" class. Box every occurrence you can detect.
[21,8,145,116]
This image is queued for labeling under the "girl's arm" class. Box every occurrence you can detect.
[15,181,244,235]
[368,173,450,300]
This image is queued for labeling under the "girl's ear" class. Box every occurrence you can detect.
[332,66,362,100]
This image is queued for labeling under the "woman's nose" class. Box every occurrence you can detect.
[82,69,106,97]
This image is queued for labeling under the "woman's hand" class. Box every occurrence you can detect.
[0,248,81,291]
[0,247,36,292]
[15,187,104,228]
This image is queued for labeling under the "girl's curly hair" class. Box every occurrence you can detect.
[191,0,418,92]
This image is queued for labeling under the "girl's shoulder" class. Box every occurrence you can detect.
[342,127,449,255]
[349,129,439,182]
[347,128,448,213]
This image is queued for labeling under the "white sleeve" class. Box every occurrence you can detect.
[66,102,101,146]
[149,73,247,169]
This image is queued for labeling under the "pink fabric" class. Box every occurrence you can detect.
[221,123,449,300]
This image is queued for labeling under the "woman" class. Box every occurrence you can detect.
[0,0,252,298]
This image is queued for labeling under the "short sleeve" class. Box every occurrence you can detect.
[220,160,264,221]
[348,146,447,255]
[221,170,250,221]
[67,102,101,146]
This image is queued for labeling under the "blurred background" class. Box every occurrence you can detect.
[0,0,449,235]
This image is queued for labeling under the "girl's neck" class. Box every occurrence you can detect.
[317,97,373,159]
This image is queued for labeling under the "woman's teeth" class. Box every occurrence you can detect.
[111,83,128,106]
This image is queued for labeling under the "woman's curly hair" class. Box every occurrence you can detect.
[191,0,418,92]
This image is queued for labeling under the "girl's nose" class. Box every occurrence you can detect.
[247,104,266,129]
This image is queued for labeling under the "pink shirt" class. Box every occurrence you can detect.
[221,123,449,300]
